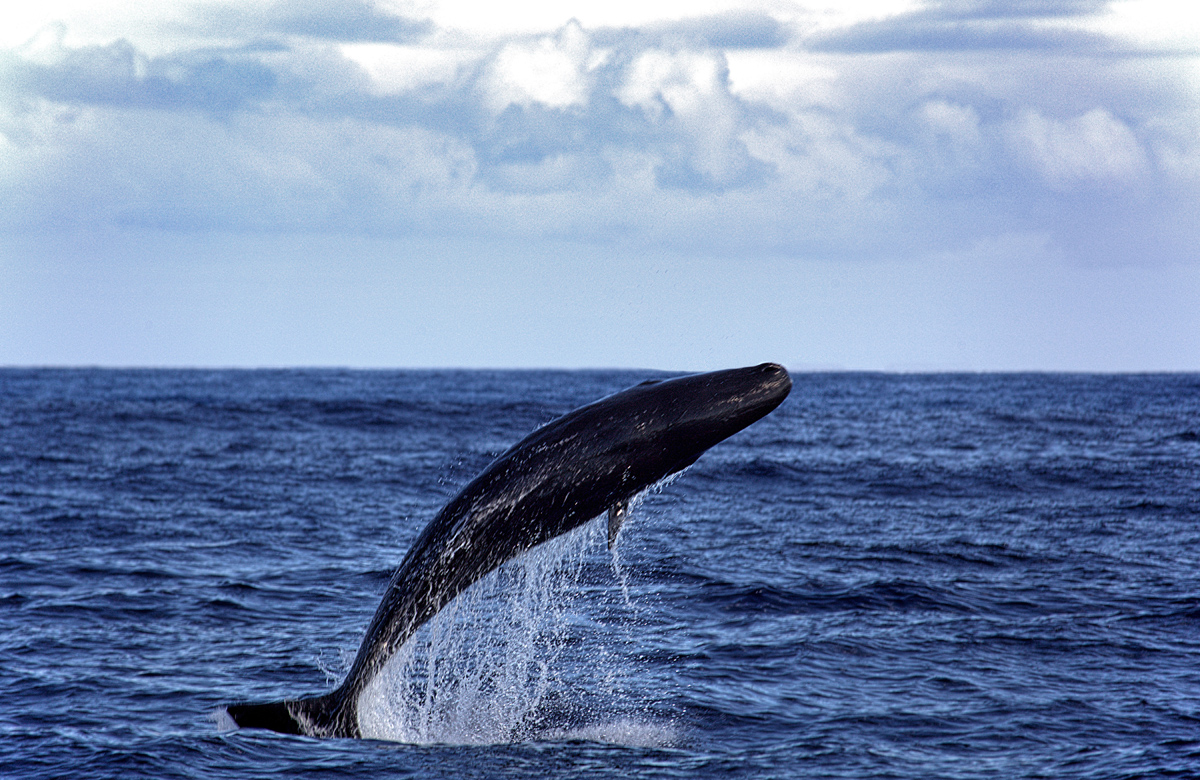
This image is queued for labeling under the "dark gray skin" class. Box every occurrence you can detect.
[226,362,792,738]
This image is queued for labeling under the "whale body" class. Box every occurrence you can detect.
[225,363,792,738]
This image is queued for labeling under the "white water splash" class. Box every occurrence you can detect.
[608,474,687,610]
[356,515,668,745]
[542,718,682,748]
[211,707,238,733]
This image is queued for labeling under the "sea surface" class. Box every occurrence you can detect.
[2,369,1199,779]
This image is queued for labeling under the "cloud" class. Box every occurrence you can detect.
[924,0,1111,20]
[484,21,593,113]
[661,11,792,49]
[808,19,1110,53]
[1147,110,1200,184]
[617,47,766,189]
[804,0,1117,53]
[594,11,793,50]
[1,8,1197,264]
[193,0,432,43]
[1007,107,1148,188]
[3,26,277,111]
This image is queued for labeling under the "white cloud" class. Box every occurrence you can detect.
[741,111,898,202]
[618,47,753,185]
[1146,109,1200,184]
[921,101,981,147]
[619,48,723,119]
[484,21,592,112]
[341,43,478,94]
[725,50,838,109]
[1007,107,1148,189]
[0,2,1197,264]
[1091,0,1200,52]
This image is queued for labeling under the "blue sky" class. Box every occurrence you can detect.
[1,0,1197,370]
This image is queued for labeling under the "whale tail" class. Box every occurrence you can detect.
[225,687,359,738]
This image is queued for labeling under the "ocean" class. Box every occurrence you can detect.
[2,369,1199,779]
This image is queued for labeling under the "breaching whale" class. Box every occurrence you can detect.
[225,362,792,738]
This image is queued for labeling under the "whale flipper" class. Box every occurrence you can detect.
[607,501,629,550]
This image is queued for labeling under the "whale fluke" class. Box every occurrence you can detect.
[227,690,354,738]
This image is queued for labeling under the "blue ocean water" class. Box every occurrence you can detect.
[2,369,1199,779]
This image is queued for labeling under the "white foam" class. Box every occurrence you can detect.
[538,718,683,748]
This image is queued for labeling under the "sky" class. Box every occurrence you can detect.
[1,0,1198,370]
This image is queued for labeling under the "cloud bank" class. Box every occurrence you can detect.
[1,0,1197,262]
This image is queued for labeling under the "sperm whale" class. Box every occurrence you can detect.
[225,362,792,737]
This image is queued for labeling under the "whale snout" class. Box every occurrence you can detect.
[738,362,792,412]
[755,362,791,395]
[681,362,791,442]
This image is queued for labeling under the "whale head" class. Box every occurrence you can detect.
[626,361,792,469]
[499,362,793,529]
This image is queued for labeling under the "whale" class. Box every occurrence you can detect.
[225,362,792,738]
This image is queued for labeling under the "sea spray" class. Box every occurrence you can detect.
[609,473,687,610]
[357,516,628,744]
